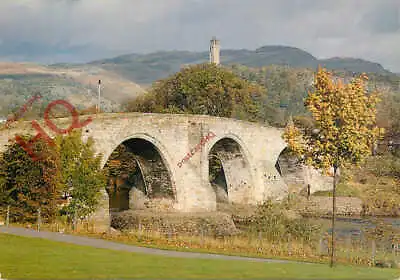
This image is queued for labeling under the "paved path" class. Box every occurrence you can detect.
[0,226,301,264]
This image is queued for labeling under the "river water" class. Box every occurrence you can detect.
[309,217,400,249]
[311,217,400,233]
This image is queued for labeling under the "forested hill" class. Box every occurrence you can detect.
[228,64,400,140]
[89,45,393,86]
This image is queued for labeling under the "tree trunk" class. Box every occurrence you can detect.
[330,165,337,267]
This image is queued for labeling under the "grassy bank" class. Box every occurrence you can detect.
[0,233,399,279]
[17,220,399,268]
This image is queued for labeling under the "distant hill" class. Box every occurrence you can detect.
[231,46,318,68]
[0,63,145,118]
[319,57,390,75]
[89,51,207,86]
[89,45,392,86]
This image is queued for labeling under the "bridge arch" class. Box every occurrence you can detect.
[102,133,177,215]
[276,146,333,196]
[207,133,256,205]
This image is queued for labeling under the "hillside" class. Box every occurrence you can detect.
[90,45,392,86]
[228,64,400,129]
[319,57,390,75]
[0,63,145,118]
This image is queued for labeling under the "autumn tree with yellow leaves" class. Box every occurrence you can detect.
[283,68,381,267]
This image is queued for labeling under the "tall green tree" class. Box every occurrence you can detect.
[55,130,107,221]
[0,130,107,224]
[127,63,264,122]
[283,68,380,267]
[0,136,62,223]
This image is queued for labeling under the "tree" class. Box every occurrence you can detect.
[283,68,380,267]
[55,130,107,221]
[0,128,108,225]
[0,136,62,223]
[126,63,264,122]
[376,92,400,155]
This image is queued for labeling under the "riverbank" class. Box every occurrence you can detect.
[295,196,363,217]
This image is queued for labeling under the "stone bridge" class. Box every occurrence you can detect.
[0,113,288,227]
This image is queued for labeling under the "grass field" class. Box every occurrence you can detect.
[0,233,399,279]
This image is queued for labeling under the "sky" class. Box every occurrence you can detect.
[0,0,399,71]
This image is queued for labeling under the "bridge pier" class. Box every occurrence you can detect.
[220,157,254,204]
[91,189,110,232]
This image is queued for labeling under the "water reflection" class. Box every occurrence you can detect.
[309,217,400,248]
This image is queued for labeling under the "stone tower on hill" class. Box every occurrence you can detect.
[209,36,220,65]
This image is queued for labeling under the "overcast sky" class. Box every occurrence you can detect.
[0,0,399,71]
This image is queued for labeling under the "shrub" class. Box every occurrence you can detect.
[249,200,321,241]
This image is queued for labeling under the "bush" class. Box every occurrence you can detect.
[338,154,400,216]
[248,200,321,241]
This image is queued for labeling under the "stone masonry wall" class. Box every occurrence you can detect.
[277,151,333,194]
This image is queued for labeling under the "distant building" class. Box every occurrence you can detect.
[209,36,220,65]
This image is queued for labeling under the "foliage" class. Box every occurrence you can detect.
[103,144,140,202]
[283,116,305,157]
[292,115,315,131]
[377,91,400,141]
[230,64,314,126]
[103,145,138,178]
[312,152,400,215]
[312,182,360,197]
[230,64,400,133]
[282,69,383,268]
[208,156,223,183]
[0,136,62,223]
[0,130,106,223]
[283,68,380,172]
[126,63,264,122]
[339,154,400,216]
[250,200,321,241]
[55,130,106,220]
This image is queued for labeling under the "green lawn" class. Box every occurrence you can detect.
[0,233,399,279]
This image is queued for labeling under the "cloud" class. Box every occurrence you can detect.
[0,0,399,71]
[360,1,400,35]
